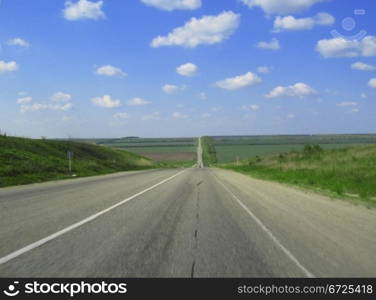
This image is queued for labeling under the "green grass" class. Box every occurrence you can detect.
[95,137,197,164]
[213,134,376,146]
[98,137,196,145]
[0,135,155,187]
[102,142,195,148]
[215,144,357,163]
[201,136,217,166]
[157,160,196,168]
[90,137,196,148]
[221,144,376,205]
[112,146,195,153]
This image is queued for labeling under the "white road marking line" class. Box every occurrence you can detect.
[0,170,186,265]
[214,175,315,278]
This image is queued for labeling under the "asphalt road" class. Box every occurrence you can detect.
[197,137,204,168]
[0,145,375,277]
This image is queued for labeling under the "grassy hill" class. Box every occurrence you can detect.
[222,144,376,205]
[0,136,154,188]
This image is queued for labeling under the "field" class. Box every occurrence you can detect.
[213,134,376,163]
[85,137,197,163]
[222,144,376,205]
[215,144,357,163]
[0,135,154,187]
[137,151,196,162]
[212,134,376,145]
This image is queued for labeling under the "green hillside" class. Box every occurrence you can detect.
[222,144,376,205]
[0,136,154,187]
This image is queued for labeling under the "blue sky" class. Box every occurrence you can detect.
[0,0,375,138]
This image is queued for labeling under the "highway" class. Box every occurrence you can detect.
[0,141,375,277]
[197,137,204,168]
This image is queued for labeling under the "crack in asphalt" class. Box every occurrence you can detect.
[191,181,201,278]
[190,261,196,278]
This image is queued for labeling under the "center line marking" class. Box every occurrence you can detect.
[0,170,186,265]
[214,174,315,278]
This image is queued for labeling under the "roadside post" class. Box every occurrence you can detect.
[67,151,73,173]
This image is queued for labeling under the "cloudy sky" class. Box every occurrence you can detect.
[0,0,375,138]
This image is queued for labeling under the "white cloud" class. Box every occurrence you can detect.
[95,65,127,77]
[349,108,360,113]
[241,0,326,15]
[361,93,367,99]
[127,97,150,106]
[0,61,19,73]
[162,84,179,94]
[55,96,72,110]
[273,12,334,32]
[211,106,223,112]
[172,112,189,119]
[369,78,376,88]
[141,0,201,11]
[215,72,262,90]
[113,112,130,119]
[257,38,280,50]
[265,82,317,98]
[50,92,72,102]
[63,0,105,21]
[316,36,376,58]
[92,95,121,108]
[21,103,47,113]
[142,112,161,121]
[198,92,207,100]
[18,92,73,113]
[257,66,271,73]
[351,61,376,71]
[241,104,260,111]
[151,11,240,48]
[20,103,73,113]
[7,38,30,48]
[17,97,33,104]
[336,101,358,107]
[55,103,72,111]
[176,63,198,77]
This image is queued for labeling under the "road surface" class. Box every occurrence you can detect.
[0,141,375,277]
[197,137,204,168]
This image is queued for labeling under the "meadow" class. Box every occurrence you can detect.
[213,134,376,163]
[222,144,376,205]
[90,137,197,163]
[213,134,376,145]
[215,144,356,163]
[0,135,154,187]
